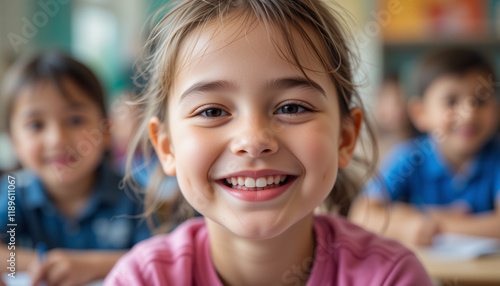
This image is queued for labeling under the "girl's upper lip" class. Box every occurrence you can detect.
[219,169,297,179]
[45,154,67,161]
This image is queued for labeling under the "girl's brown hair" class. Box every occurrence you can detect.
[1,51,107,133]
[127,0,378,232]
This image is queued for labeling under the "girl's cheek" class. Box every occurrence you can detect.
[174,129,219,179]
[291,123,338,186]
[292,121,337,162]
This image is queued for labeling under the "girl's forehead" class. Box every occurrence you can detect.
[176,15,326,75]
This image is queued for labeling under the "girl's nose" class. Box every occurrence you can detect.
[230,119,279,158]
[46,123,69,148]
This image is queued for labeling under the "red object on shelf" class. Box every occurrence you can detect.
[382,0,489,42]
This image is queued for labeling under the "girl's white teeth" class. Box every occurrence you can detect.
[245,178,256,188]
[225,175,288,188]
[256,177,267,187]
[274,176,280,184]
[267,176,274,184]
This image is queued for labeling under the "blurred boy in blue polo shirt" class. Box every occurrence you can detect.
[350,48,500,246]
[0,52,150,285]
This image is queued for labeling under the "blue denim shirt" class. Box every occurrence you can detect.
[366,135,500,213]
[0,162,150,250]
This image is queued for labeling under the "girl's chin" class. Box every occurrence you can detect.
[44,176,76,186]
[41,170,86,187]
[209,215,299,240]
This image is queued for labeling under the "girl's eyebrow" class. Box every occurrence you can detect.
[179,80,235,103]
[267,77,326,97]
[179,76,326,102]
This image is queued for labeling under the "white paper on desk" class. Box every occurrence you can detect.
[2,272,31,286]
[424,233,500,261]
[2,272,103,286]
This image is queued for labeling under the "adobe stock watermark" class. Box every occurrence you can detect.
[5,175,17,279]
[8,0,70,54]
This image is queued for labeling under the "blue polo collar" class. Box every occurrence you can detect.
[422,135,491,182]
[20,170,47,210]
[23,162,121,220]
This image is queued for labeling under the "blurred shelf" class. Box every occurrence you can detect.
[379,0,500,49]
[383,37,500,48]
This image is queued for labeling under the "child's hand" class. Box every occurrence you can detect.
[404,214,440,246]
[386,203,441,246]
[28,249,99,286]
[428,206,469,223]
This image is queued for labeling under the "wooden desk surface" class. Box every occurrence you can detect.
[409,246,500,286]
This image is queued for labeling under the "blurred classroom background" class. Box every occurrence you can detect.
[0,0,163,171]
[1,0,499,169]
[1,1,500,285]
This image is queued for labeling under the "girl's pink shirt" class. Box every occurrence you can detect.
[104,215,432,286]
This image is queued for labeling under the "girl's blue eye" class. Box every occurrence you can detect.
[200,108,227,117]
[276,104,307,114]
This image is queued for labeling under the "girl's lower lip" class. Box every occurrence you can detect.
[218,176,297,202]
[456,128,477,138]
[47,156,76,166]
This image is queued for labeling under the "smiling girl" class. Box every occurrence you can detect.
[105,0,432,285]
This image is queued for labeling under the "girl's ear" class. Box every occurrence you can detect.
[149,116,176,176]
[408,97,428,132]
[338,107,363,168]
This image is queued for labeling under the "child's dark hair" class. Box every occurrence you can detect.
[415,48,496,98]
[127,0,379,231]
[1,51,107,132]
